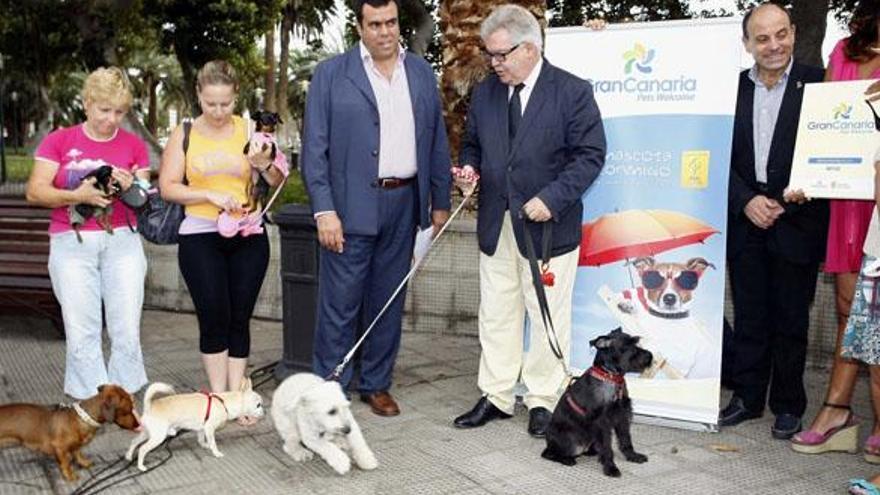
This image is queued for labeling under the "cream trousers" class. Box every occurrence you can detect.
[477,213,579,413]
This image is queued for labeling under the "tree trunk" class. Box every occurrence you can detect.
[439,0,546,162]
[791,0,829,67]
[278,8,293,124]
[264,27,277,112]
[147,76,159,137]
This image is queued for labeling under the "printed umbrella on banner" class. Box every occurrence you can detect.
[579,209,719,267]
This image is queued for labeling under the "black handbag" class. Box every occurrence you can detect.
[137,120,191,245]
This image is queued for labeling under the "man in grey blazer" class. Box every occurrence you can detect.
[452,4,606,437]
[301,0,451,417]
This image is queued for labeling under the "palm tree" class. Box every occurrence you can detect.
[439,0,546,162]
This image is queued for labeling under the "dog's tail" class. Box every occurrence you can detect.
[142,382,175,415]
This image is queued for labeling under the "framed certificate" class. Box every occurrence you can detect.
[788,79,880,200]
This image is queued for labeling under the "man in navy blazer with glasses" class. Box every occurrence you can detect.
[301,0,451,417]
[452,4,606,438]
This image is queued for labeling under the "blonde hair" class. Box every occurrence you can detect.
[81,67,133,109]
[196,60,240,93]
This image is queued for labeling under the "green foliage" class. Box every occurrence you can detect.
[547,0,693,27]
[4,154,32,182]
[274,168,310,208]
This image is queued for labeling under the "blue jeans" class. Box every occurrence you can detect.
[48,228,148,399]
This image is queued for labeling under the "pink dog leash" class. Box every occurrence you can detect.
[217,174,288,238]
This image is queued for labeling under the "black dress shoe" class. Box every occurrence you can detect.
[453,397,512,428]
[719,396,762,427]
[528,407,552,438]
[771,413,802,440]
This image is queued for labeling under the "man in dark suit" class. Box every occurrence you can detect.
[719,2,827,439]
[301,0,451,417]
[452,4,606,437]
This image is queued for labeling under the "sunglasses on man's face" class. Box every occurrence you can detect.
[641,270,701,291]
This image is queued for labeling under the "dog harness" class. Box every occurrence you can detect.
[622,287,689,320]
[200,392,228,422]
[61,402,102,428]
[563,367,628,417]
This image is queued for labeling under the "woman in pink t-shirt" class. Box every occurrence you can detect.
[791,2,880,464]
[25,67,151,400]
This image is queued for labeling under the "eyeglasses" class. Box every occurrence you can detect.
[866,99,880,131]
[481,43,521,63]
[640,270,701,291]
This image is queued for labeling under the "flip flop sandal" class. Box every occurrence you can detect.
[849,478,880,495]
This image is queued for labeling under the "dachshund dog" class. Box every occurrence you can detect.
[0,384,140,481]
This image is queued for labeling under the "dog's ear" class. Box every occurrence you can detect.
[251,110,264,122]
[97,385,106,394]
[101,392,119,424]
[686,257,715,274]
[275,114,283,124]
[631,256,655,272]
[590,336,611,349]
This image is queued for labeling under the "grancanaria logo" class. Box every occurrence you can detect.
[832,102,852,120]
[623,43,655,74]
[591,43,696,100]
[807,102,873,133]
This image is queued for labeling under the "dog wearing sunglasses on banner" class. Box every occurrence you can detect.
[603,256,715,379]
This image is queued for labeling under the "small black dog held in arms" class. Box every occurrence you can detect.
[541,328,653,477]
[242,110,283,211]
[71,165,119,241]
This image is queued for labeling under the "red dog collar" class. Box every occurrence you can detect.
[588,366,628,401]
[200,391,228,422]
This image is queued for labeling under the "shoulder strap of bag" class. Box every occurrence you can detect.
[181,118,191,184]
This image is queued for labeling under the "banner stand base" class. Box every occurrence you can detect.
[634,413,718,433]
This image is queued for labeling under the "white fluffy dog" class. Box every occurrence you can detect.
[126,379,265,471]
[272,372,378,475]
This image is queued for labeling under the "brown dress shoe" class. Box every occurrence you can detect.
[360,391,400,417]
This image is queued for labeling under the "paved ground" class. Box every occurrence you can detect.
[0,310,873,494]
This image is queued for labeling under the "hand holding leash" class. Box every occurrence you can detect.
[451,165,479,197]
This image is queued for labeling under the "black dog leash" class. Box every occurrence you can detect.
[70,434,179,495]
[519,210,572,381]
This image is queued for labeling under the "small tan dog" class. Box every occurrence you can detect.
[126,379,264,471]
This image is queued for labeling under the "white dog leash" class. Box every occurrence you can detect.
[327,190,474,381]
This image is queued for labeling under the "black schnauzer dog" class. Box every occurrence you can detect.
[541,328,653,477]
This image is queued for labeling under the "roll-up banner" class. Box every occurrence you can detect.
[545,18,742,429]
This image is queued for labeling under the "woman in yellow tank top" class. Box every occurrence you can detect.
[158,60,286,426]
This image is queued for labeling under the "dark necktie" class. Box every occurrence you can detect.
[508,83,525,141]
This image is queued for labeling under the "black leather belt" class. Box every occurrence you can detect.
[372,177,415,189]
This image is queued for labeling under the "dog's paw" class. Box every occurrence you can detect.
[211,450,225,458]
[356,450,379,470]
[283,443,314,462]
[602,464,622,477]
[328,455,351,475]
[137,463,148,472]
[625,452,648,463]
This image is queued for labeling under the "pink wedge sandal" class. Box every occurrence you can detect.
[791,402,859,455]
[865,435,880,464]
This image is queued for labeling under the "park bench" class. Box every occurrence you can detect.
[0,196,62,334]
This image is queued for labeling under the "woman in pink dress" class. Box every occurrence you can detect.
[792,2,880,462]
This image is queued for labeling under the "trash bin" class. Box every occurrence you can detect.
[273,203,319,381]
